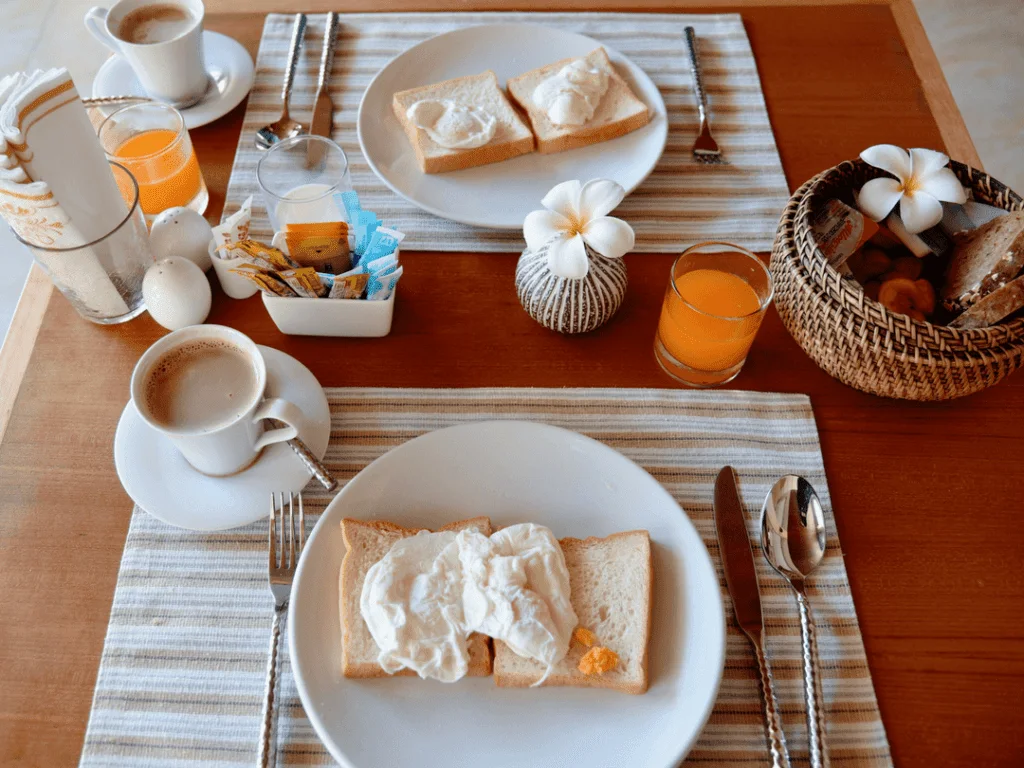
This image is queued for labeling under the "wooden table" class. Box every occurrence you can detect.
[2,1,1022,766]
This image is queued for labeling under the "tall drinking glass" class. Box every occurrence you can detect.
[98,102,208,220]
[256,135,352,231]
[654,242,774,387]
[14,162,152,324]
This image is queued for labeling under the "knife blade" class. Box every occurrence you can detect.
[714,465,763,634]
[309,13,339,141]
[714,466,791,768]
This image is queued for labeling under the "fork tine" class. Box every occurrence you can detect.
[269,494,277,570]
[298,493,305,553]
[287,492,296,569]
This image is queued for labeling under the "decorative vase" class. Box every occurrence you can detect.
[515,241,628,334]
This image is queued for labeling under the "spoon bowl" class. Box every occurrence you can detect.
[255,117,305,151]
[760,475,826,582]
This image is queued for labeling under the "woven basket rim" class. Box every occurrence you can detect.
[793,157,1024,345]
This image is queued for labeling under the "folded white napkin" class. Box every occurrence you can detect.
[0,68,131,318]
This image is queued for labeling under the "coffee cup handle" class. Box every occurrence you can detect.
[84,7,122,56]
[252,397,304,450]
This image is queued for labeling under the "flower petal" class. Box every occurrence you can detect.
[918,166,967,204]
[524,209,570,252]
[909,147,950,179]
[576,179,626,221]
[860,144,911,180]
[582,216,634,259]
[541,180,583,218]
[899,191,944,234]
[546,233,589,279]
[857,177,904,221]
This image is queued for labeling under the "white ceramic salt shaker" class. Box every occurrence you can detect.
[143,257,212,330]
[149,207,214,271]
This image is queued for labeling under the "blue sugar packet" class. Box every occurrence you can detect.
[367,265,403,301]
[364,253,398,274]
[335,190,361,225]
[363,226,405,263]
[354,211,381,259]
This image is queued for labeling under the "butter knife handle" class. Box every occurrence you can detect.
[318,12,339,93]
[684,26,707,121]
[749,630,791,768]
[282,13,307,104]
[798,590,830,768]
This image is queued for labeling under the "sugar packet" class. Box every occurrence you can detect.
[328,270,370,299]
[211,195,253,256]
[228,265,296,297]
[362,226,405,264]
[367,265,403,301]
[278,267,328,298]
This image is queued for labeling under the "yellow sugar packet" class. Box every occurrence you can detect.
[328,271,369,300]
[285,232,351,274]
[284,221,348,237]
[231,239,299,270]
[228,266,296,297]
[278,267,327,298]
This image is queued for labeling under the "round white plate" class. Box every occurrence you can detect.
[357,24,669,229]
[289,421,725,768]
[92,31,254,129]
[114,346,330,530]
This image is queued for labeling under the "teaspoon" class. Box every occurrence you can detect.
[760,475,830,768]
[255,14,308,150]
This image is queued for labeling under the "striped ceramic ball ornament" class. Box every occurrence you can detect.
[516,179,635,335]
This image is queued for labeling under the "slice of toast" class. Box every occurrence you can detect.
[340,516,494,678]
[392,71,534,174]
[492,530,652,694]
[506,48,651,155]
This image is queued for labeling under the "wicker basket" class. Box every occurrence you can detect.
[771,159,1024,400]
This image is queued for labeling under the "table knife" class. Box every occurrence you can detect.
[309,12,339,139]
[714,466,791,768]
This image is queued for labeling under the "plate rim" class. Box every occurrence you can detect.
[289,419,725,768]
[356,22,669,229]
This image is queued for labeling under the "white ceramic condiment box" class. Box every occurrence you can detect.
[263,289,395,337]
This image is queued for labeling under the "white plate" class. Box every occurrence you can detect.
[92,31,254,130]
[357,24,669,229]
[114,346,330,530]
[289,421,725,768]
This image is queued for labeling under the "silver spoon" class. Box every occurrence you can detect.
[760,476,830,768]
[255,14,308,150]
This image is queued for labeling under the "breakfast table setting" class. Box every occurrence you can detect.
[1,1,1023,768]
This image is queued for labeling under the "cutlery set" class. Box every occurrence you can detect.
[715,467,830,768]
[256,12,339,150]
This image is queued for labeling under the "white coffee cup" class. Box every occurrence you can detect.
[130,325,305,476]
[85,0,209,108]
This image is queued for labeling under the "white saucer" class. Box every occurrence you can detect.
[92,31,254,129]
[114,346,330,531]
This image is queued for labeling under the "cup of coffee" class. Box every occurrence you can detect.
[130,325,305,476]
[85,0,208,108]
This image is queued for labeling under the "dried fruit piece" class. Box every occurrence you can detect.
[847,247,892,283]
[878,277,937,320]
[881,256,923,281]
[578,646,619,675]
[573,627,597,648]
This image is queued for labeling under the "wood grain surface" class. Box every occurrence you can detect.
[1,4,1022,768]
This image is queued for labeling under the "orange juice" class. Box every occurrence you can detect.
[657,266,766,383]
[114,129,204,215]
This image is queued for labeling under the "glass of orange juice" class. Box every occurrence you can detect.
[654,242,774,387]
[98,102,208,221]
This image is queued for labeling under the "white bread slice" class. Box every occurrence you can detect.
[392,71,534,174]
[506,48,651,155]
[340,517,494,679]
[493,530,652,694]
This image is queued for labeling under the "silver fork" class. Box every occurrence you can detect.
[684,26,723,164]
[258,492,305,768]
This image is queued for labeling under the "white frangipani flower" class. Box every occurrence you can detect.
[857,145,967,234]
[523,179,635,279]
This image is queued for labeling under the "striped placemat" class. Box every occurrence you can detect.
[79,388,891,767]
[223,13,789,253]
